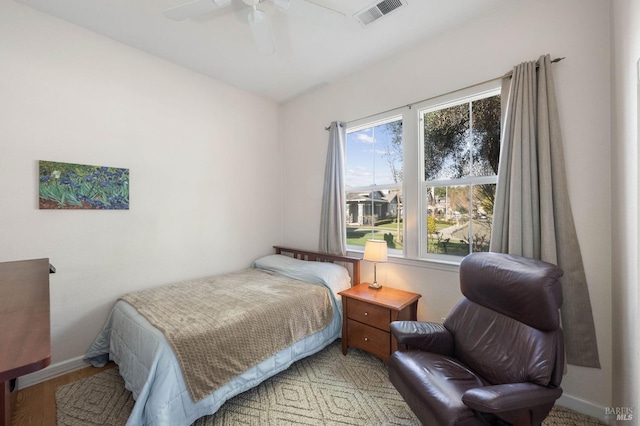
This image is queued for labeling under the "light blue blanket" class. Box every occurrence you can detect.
[85,257,348,426]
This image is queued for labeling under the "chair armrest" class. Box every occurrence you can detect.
[390,321,454,356]
[462,383,563,413]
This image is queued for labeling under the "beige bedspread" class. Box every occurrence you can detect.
[120,268,333,402]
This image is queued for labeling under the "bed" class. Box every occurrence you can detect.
[84,246,360,426]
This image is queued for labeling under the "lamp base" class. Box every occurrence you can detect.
[368,282,382,290]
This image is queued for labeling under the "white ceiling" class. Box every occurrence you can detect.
[14,0,514,103]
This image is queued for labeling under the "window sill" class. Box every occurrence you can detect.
[346,250,461,273]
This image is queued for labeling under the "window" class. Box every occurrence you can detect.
[345,115,403,255]
[420,91,501,260]
[345,81,501,262]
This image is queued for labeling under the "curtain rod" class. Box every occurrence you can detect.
[324,56,565,130]
[324,123,344,131]
[502,56,565,78]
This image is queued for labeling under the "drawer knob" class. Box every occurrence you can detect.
[364,337,369,342]
[364,312,368,316]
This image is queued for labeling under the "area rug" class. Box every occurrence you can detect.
[56,341,604,425]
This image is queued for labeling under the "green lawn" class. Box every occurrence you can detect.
[426,239,470,256]
[347,219,489,255]
[347,223,403,249]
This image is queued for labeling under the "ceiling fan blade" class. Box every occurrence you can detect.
[247,8,276,55]
[274,0,345,27]
[164,0,231,21]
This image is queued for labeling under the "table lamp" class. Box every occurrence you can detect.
[364,240,388,290]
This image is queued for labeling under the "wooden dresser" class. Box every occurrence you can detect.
[0,258,51,426]
[339,283,421,362]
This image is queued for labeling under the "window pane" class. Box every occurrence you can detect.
[471,95,501,176]
[346,119,403,188]
[423,93,501,181]
[425,185,471,256]
[425,183,495,256]
[423,104,470,180]
[346,189,403,251]
[470,183,495,253]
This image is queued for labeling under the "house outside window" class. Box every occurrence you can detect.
[345,81,500,263]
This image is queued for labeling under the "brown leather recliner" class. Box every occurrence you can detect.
[389,252,564,426]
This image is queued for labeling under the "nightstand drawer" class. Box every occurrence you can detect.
[347,320,390,361]
[347,298,390,331]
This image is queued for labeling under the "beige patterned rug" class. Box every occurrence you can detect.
[56,341,604,425]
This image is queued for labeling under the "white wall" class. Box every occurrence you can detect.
[281,0,613,418]
[611,0,640,420]
[0,2,281,368]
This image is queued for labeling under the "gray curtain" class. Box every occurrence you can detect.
[491,55,600,368]
[319,121,347,255]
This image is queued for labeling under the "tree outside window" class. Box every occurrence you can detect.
[422,93,501,258]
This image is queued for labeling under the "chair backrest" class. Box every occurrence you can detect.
[443,252,564,387]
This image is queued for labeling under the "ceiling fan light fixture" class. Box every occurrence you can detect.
[247,6,266,24]
[165,0,343,55]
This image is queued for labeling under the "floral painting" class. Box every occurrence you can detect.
[39,160,129,210]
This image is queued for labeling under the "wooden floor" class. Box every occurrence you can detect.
[11,363,116,426]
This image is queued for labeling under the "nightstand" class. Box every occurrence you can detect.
[339,283,421,362]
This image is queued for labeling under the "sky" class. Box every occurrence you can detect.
[345,119,401,189]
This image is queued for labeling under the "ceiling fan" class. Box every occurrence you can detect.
[163,0,345,55]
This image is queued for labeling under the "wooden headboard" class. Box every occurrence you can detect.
[273,246,361,286]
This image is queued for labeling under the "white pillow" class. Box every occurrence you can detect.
[253,254,351,297]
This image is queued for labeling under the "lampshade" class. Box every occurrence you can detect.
[363,240,388,263]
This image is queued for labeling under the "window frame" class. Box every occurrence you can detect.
[344,80,501,264]
[345,110,405,256]
[417,83,501,262]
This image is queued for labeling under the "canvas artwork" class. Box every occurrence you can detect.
[39,160,129,210]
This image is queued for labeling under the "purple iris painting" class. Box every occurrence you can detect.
[39,160,129,210]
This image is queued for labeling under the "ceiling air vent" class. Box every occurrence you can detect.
[354,0,407,27]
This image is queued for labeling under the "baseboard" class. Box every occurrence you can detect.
[558,393,613,425]
[17,356,89,390]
